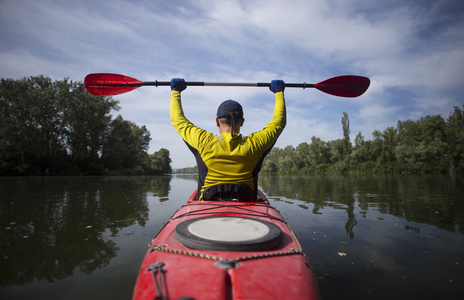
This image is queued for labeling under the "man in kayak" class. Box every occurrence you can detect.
[170,78,286,201]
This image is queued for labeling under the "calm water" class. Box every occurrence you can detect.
[0,175,463,300]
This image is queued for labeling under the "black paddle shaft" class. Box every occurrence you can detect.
[143,81,316,88]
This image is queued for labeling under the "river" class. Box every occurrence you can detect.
[1,175,463,299]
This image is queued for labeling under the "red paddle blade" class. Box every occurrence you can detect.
[315,75,370,98]
[84,73,144,96]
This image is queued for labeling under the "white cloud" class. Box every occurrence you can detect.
[1,0,463,167]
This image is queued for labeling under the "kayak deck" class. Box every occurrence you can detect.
[133,190,320,300]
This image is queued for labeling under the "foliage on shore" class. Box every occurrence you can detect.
[261,107,464,174]
[1,76,171,175]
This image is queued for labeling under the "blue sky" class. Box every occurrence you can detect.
[1,0,463,168]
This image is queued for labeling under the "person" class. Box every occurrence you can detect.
[170,78,286,201]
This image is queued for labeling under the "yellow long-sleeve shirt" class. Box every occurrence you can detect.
[170,90,286,200]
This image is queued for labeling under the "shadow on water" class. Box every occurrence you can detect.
[0,176,171,286]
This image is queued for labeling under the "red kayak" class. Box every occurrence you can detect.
[133,190,320,300]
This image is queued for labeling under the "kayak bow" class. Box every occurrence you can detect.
[133,190,320,300]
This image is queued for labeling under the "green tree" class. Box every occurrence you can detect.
[57,79,119,174]
[295,142,310,173]
[351,131,368,163]
[101,115,151,171]
[447,106,464,171]
[308,136,330,165]
[0,76,68,174]
[341,112,352,157]
[149,148,172,174]
[419,115,449,172]
[382,127,397,163]
[328,139,344,163]
[261,148,280,174]
[370,130,383,164]
[395,119,421,167]
[277,146,298,174]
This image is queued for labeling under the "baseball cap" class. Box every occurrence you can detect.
[216,100,243,119]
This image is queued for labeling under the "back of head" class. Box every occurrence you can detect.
[217,100,243,135]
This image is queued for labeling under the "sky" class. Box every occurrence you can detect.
[1,0,463,168]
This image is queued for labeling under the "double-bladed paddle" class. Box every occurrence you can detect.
[84,73,370,98]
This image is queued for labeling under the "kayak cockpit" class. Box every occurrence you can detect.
[188,188,269,203]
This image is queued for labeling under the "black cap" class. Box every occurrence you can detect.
[216,100,243,119]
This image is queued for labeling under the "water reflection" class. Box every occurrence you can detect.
[0,176,171,285]
[259,175,464,236]
[1,175,462,300]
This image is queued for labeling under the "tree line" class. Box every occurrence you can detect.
[3,75,461,176]
[0,75,171,175]
[260,107,464,175]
